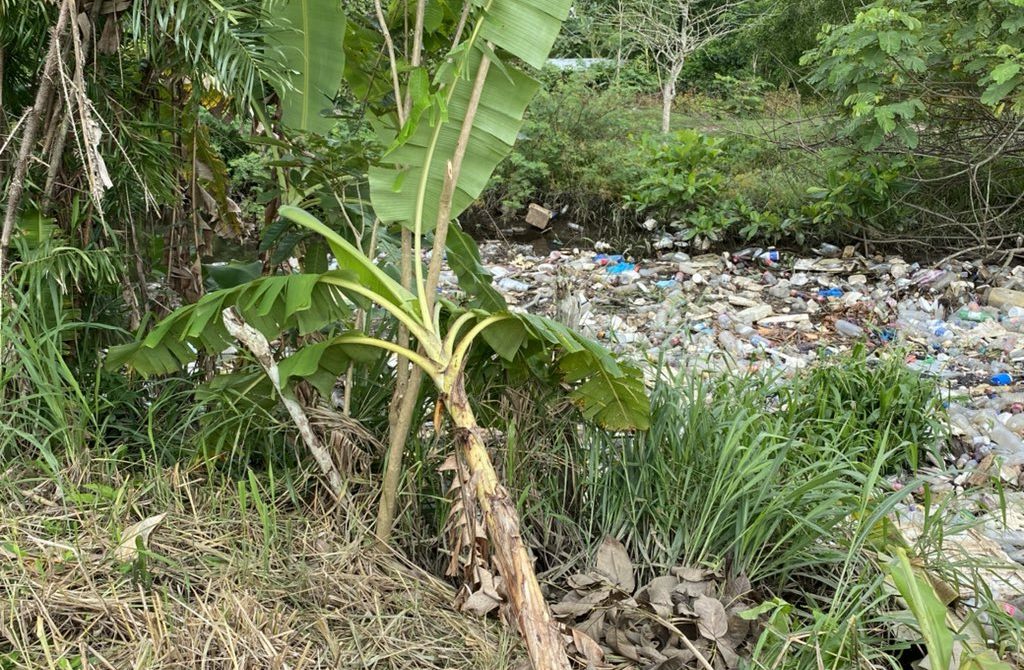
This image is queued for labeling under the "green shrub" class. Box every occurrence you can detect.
[708,73,773,115]
[804,154,912,231]
[626,130,754,245]
[483,70,642,219]
[626,129,726,214]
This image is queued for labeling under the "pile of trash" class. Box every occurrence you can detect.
[437,240,1024,575]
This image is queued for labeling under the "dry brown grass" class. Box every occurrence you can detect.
[0,461,521,669]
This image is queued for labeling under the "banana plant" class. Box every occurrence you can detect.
[109,2,650,668]
[108,202,648,669]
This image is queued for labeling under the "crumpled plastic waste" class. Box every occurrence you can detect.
[437,238,1024,575]
[606,261,636,275]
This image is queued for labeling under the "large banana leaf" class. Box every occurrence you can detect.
[271,0,346,134]
[279,206,420,316]
[278,335,381,397]
[471,0,572,69]
[473,312,651,431]
[368,0,573,226]
[369,46,539,229]
[106,273,352,376]
[445,221,506,311]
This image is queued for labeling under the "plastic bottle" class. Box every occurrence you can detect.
[947,406,981,440]
[991,372,1013,386]
[835,319,864,338]
[815,243,842,258]
[996,392,1024,406]
[1005,413,1024,433]
[734,323,757,339]
[718,331,743,358]
[750,335,771,349]
[989,421,1024,455]
[957,307,992,323]
[985,287,1024,310]
[929,324,954,348]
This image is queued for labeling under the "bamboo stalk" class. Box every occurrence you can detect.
[0,1,71,285]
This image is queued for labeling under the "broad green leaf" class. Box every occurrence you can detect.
[1004,14,1024,33]
[272,0,346,134]
[518,313,587,355]
[204,261,264,290]
[981,78,1019,107]
[278,335,380,396]
[278,206,419,315]
[563,357,650,431]
[893,124,919,149]
[878,30,902,55]
[445,221,506,311]
[511,313,650,431]
[302,239,330,274]
[387,67,433,153]
[369,45,539,231]
[887,549,953,670]
[16,210,56,249]
[874,107,897,133]
[478,317,526,361]
[471,0,572,70]
[106,274,352,377]
[423,0,444,32]
[991,61,1021,84]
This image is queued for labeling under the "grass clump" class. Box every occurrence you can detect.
[787,345,945,473]
[571,349,945,583]
[496,350,1018,670]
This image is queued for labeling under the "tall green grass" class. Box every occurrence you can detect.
[573,348,945,584]
[493,350,1020,670]
[579,372,848,583]
[0,223,140,477]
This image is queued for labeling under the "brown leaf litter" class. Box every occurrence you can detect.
[554,538,760,670]
[0,468,520,669]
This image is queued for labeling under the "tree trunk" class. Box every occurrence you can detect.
[446,376,570,670]
[376,364,424,539]
[661,79,675,134]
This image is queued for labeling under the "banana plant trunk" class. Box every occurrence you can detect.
[445,375,570,670]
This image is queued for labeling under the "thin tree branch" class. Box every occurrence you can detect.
[223,307,344,498]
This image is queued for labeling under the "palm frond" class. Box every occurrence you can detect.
[129,0,287,109]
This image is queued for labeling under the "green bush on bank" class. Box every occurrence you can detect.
[479,68,921,249]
